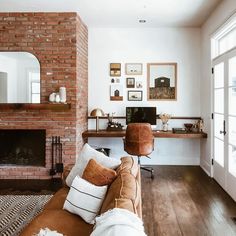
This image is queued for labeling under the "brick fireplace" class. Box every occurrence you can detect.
[0,129,46,166]
[0,13,88,179]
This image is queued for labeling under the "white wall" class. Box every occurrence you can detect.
[88,27,202,165]
[200,0,236,175]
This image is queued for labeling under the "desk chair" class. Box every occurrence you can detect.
[123,123,154,179]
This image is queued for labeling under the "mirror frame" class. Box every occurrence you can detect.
[0,51,41,104]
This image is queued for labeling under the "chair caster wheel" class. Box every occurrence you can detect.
[151,170,154,179]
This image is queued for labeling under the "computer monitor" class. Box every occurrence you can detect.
[126,107,156,125]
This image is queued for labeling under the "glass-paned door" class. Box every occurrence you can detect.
[213,49,236,202]
[213,60,225,188]
[227,52,236,200]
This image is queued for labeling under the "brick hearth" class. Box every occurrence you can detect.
[0,13,88,179]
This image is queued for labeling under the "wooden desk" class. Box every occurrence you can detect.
[82,130,207,139]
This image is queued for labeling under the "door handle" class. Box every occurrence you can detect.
[220,120,226,135]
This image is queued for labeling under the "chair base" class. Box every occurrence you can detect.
[141,166,154,179]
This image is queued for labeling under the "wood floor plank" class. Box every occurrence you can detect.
[141,166,236,236]
[151,178,182,236]
[142,175,155,236]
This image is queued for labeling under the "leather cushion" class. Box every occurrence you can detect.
[20,209,93,236]
[82,159,117,186]
[44,187,69,210]
[100,172,140,214]
[116,156,138,177]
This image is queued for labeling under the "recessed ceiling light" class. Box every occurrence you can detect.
[139,20,146,23]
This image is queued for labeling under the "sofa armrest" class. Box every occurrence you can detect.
[62,164,74,185]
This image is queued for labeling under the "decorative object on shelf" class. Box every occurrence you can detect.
[116,78,120,83]
[147,63,177,100]
[59,87,66,103]
[110,84,123,101]
[90,108,105,132]
[198,119,204,132]
[49,92,56,102]
[126,78,135,88]
[159,113,172,132]
[107,113,123,131]
[111,78,115,83]
[184,123,193,132]
[50,136,63,176]
[127,90,143,101]
[172,128,187,134]
[125,63,142,75]
[192,122,199,133]
[110,63,121,77]
[55,93,61,103]
[136,81,143,88]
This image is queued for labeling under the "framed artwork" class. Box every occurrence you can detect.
[128,90,143,101]
[136,81,143,88]
[125,63,142,75]
[126,78,135,88]
[147,63,177,100]
[110,84,123,101]
[110,63,121,77]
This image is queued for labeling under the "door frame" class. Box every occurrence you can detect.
[211,48,236,201]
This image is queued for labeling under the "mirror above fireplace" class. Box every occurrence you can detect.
[0,52,40,103]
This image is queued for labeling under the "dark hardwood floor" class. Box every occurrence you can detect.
[141,166,236,236]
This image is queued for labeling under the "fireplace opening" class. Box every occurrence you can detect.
[0,129,46,166]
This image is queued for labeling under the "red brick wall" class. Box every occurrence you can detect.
[76,16,88,156]
[0,13,88,179]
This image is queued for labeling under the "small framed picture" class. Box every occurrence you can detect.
[125,63,142,75]
[126,78,135,88]
[110,63,121,77]
[136,81,143,88]
[110,84,123,101]
[128,90,143,101]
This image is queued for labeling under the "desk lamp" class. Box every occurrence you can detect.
[90,108,105,132]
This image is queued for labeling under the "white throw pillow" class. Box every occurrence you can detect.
[63,176,107,224]
[66,143,121,187]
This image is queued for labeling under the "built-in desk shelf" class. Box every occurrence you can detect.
[88,116,202,120]
[0,103,71,111]
[82,130,207,139]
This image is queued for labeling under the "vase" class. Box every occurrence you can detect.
[55,93,61,103]
[49,93,56,103]
[162,122,168,132]
[59,87,66,103]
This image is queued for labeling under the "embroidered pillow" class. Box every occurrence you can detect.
[82,159,117,186]
[63,176,107,224]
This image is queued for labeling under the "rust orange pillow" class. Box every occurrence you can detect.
[82,159,117,186]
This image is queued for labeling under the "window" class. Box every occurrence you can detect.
[212,13,236,59]
[31,81,40,103]
[28,71,40,103]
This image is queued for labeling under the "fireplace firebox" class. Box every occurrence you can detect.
[0,129,46,166]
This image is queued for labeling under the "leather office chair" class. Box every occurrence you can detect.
[123,123,154,179]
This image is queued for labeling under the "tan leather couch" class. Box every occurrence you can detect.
[20,156,142,236]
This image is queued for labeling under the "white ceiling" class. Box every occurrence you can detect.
[0,0,222,27]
